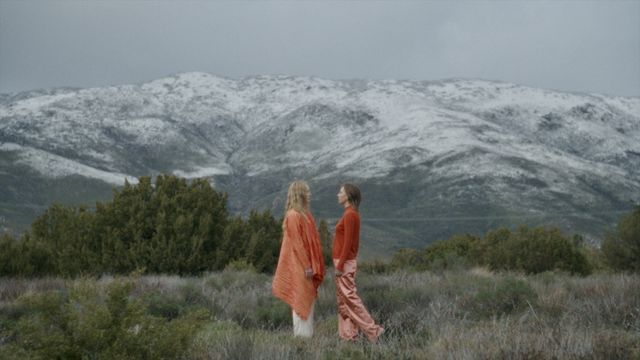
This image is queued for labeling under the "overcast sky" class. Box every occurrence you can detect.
[1,0,639,96]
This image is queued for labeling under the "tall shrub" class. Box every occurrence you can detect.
[602,206,640,271]
[0,175,283,276]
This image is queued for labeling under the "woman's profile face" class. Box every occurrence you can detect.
[337,186,348,205]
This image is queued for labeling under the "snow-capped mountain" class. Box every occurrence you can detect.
[1,72,638,256]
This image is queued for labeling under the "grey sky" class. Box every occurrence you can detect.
[1,0,639,96]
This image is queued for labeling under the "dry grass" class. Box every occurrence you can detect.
[1,270,639,359]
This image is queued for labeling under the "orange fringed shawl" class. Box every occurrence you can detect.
[272,210,325,320]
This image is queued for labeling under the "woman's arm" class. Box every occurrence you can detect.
[336,211,357,272]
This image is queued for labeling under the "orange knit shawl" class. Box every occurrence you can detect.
[272,210,325,320]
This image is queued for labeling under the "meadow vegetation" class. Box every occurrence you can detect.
[1,175,638,278]
[0,269,638,359]
[0,175,638,358]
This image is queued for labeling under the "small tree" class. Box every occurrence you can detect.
[318,219,332,266]
[422,233,480,270]
[390,248,423,270]
[482,226,591,275]
[602,206,640,272]
[0,233,19,275]
[244,209,282,273]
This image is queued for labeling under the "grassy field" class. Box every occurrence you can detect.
[1,268,638,359]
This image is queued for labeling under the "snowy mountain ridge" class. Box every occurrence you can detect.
[1,72,639,254]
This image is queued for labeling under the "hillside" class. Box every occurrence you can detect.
[1,73,639,256]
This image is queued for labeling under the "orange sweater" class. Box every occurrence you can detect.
[272,210,325,320]
[332,206,360,272]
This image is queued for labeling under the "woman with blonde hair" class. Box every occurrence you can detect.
[272,180,325,337]
[333,183,384,342]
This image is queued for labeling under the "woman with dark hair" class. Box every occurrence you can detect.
[333,183,384,342]
[272,180,325,337]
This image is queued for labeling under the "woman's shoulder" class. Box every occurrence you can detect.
[344,206,359,215]
[304,210,316,220]
[344,208,360,220]
[285,209,306,221]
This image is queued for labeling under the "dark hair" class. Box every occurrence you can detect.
[342,183,361,210]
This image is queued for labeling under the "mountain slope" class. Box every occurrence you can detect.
[1,73,638,257]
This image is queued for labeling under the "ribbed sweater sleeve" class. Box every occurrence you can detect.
[336,211,357,272]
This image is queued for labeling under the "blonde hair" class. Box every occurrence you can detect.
[285,180,310,215]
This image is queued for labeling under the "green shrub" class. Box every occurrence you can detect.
[318,219,333,266]
[186,321,253,360]
[242,210,283,273]
[1,174,285,277]
[390,248,423,270]
[359,258,393,274]
[422,234,480,271]
[4,278,209,359]
[356,282,396,320]
[180,280,211,307]
[429,251,470,272]
[224,259,257,273]
[580,245,609,273]
[0,234,19,276]
[391,226,592,275]
[255,297,291,329]
[471,276,538,318]
[532,270,560,286]
[602,206,640,272]
[206,270,266,293]
[482,226,592,275]
[144,291,184,320]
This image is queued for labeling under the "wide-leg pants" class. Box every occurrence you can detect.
[333,259,384,341]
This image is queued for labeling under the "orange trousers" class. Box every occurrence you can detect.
[334,259,384,342]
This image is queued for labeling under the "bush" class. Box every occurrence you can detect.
[3,278,209,359]
[144,291,185,320]
[390,234,480,272]
[602,206,640,272]
[422,234,480,271]
[482,226,592,275]
[1,174,283,277]
[580,245,609,273]
[255,297,291,329]
[355,282,396,320]
[391,226,591,275]
[185,321,252,360]
[390,248,423,270]
[318,219,333,266]
[429,251,470,272]
[359,259,393,274]
[224,259,257,273]
[471,276,538,318]
[0,234,20,275]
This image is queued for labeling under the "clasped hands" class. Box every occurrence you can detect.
[304,268,313,279]
[304,267,343,278]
